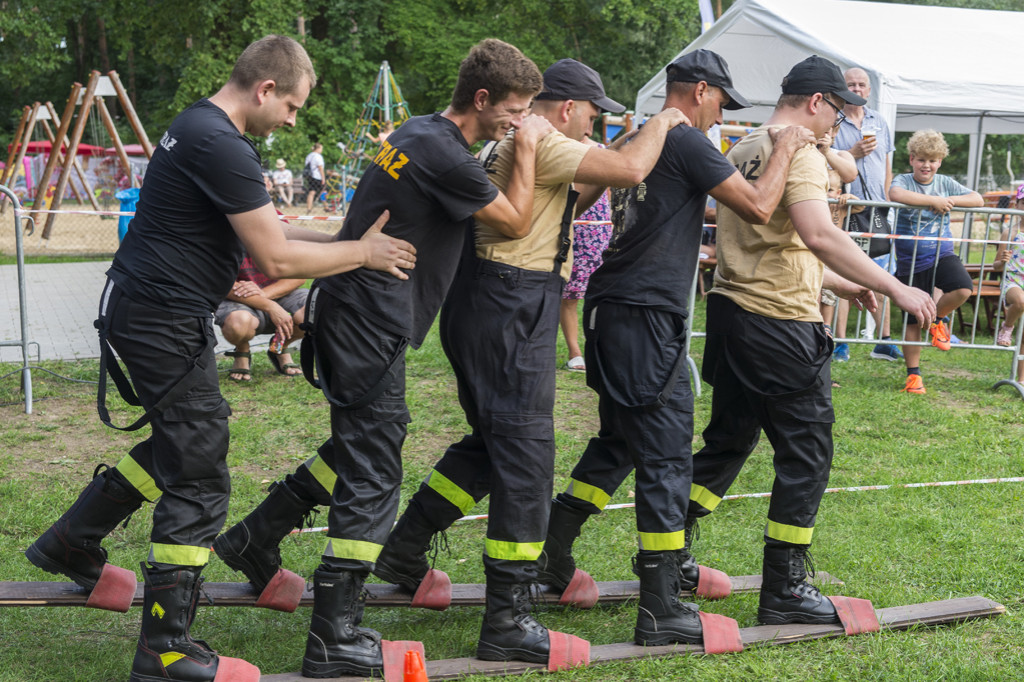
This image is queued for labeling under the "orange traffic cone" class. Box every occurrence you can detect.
[404,648,428,682]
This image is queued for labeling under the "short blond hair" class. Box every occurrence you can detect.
[907,129,948,159]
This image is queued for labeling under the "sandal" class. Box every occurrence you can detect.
[225,350,252,382]
[565,355,586,372]
[267,348,301,377]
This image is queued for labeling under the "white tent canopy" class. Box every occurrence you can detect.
[634,0,1024,187]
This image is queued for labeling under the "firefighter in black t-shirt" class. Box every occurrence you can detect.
[536,50,819,647]
[24,36,416,682]
[212,40,575,677]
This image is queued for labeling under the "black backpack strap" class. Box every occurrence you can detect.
[95,280,207,432]
[299,282,409,412]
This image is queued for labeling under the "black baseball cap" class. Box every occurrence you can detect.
[665,49,750,110]
[535,59,625,114]
[781,56,867,105]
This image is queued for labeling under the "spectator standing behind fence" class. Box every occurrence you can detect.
[272,158,294,206]
[993,184,1024,356]
[215,253,307,381]
[831,67,903,363]
[561,141,613,372]
[888,129,983,394]
[304,142,325,212]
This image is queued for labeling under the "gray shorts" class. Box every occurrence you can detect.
[214,288,308,335]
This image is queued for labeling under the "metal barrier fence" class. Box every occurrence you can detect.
[0,185,35,413]
[687,201,1024,400]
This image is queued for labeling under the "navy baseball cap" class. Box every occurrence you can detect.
[781,56,867,105]
[666,49,750,110]
[535,59,626,114]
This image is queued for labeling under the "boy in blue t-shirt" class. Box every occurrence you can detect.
[889,129,983,394]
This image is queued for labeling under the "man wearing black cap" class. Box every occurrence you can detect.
[370,58,689,667]
[536,48,820,648]
[687,56,935,625]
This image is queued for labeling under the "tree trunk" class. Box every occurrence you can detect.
[96,17,111,72]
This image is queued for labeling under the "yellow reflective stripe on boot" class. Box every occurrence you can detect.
[115,456,161,502]
[425,470,476,514]
[765,520,814,545]
[303,454,336,497]
[637,529,686,552]
[564,479,610,511]
[323,537,382,563]
[148,543,209,566]
[484,539,544,562]
[160,652,186,668]
[690,483,721,513]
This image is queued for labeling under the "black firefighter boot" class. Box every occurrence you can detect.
[302,567,384,679]
[476,580,551,663]
[757,542,839,625]
[677,517,701,592]
[372,499,438,592]
[213,479,315,589]
[536,498,590,592]
[26,464,145,605]
[130,563,259,682]
[372,499,452,610]
[633,550,703,646]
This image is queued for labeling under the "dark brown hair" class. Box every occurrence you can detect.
[450,39,542,112]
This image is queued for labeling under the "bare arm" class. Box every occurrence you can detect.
[818,130,856,183]
[473,114,553,239]
[708,126,817,224]
[788,199,936,326]
[573,108,691,187]
[230,205,416,280]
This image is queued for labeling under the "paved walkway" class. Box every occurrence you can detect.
[0,261,235,364]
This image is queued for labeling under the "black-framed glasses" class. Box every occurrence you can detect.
[821,96,846,127]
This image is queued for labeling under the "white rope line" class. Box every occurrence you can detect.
[288,476,1024,534]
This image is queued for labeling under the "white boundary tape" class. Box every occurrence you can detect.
[289,476,1024,534]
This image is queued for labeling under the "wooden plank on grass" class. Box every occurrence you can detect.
[259,596,1004,681]
[0,572,842,608]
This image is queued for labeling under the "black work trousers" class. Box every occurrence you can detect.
[689,294,835,546]
[299,290,410,569]
[104,281,232,564]
[559,301,694,551]
[411,261,563,583]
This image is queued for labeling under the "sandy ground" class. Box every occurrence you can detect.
[0,203,342,256]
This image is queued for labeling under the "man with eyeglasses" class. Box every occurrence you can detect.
[832,66,903,363]
[685,55,936,626]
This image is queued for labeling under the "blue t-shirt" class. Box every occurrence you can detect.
[890,173,973,276]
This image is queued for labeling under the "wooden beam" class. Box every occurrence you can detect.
[29,84,81,225]
[42,71,100,240]
[44,102,100,211]
[107,70,153,159]
[1,103,39,215]
[1,106,31,188]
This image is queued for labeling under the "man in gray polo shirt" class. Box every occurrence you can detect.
[831,66,903,362]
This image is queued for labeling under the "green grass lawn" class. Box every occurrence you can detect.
[1,301,1022,681]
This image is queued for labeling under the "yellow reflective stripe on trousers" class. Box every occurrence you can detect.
[160,652,186,668]
[425,470,476,514]
[637,529,686,552]
[323,537,382,563]
[115,455,161,502]
[765,520,814,545]
[148,543,209,566]
[690,483,721,512]
[484,539,544,561]
[565,479,611,511]
[303,454,336,496]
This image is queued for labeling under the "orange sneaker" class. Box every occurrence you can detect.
[902,374,926,394]
[929,320,951,351]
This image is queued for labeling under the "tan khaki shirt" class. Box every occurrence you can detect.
[475,131,589,280]
[711,126,827,322]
